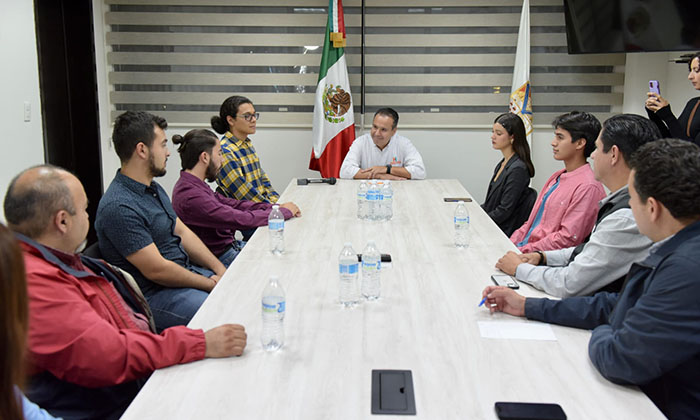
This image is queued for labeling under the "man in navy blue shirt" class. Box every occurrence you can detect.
[96,111,227,332]
[482,138,700,420]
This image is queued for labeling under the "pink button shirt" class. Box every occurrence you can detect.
[510,164,606,252]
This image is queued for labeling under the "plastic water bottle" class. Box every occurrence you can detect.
[366,180,379,221]
[361,240,381,300]
[268,205,284,255]
[376,181,385,221]
[454,201,470,248]
[381,180,393,221]
[261,275,285,351]
[338,242,360,307]
[357,181,368,220]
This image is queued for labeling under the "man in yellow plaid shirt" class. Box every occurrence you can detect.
[211,96,280,204]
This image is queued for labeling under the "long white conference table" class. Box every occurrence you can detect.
[121,179,664,419]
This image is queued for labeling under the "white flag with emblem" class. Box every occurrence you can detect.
[509,0,533,143]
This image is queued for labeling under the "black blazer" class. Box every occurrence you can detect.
[646,97,700,147]
[481,155,531,236]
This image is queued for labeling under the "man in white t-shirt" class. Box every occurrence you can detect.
[339,108,426,180]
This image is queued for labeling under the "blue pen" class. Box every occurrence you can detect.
[478,296,487,307]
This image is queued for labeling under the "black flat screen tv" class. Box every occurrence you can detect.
[564,0,700,54]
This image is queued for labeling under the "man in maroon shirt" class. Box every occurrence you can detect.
[171,129,300,265]
[3,165,247,420]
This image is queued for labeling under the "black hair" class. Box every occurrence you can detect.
[374,108,399,129]
[4,165,76,238]
[112,111,168,163]
[600,114,661,163]
[494,113,535,177]
[551,111,601,158]
[211,95,253,134]
[687,52,700,71]
[172,129,219,170]
[630,138,700,220]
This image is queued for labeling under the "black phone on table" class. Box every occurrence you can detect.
[495,402,566,420]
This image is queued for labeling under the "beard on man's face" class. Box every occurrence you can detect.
[148,155,167,178]
[205,159,219,183]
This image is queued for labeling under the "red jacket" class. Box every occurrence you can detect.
[20,236,206,418]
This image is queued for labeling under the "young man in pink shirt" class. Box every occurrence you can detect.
[510,111,606,252]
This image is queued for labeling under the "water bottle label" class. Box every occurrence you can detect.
[269,221,284,231]
[454,216,469,225]
[367,192,377,201]
[362,261,380,271]
[340,263,359,274]
[263,300,285,313]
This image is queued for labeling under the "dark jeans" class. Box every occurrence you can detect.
[217,240,245,267]
[146,264,213,332]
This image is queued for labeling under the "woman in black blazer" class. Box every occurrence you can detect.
[645,52,700,146]
[481,113,535,236]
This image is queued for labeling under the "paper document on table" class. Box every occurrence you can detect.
[478,321,557,341]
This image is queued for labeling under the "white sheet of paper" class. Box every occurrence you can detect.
[478,321,557,341]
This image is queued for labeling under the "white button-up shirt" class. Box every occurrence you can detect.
[339,133,426,179]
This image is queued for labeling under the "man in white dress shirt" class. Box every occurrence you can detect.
[495,114,661,297]
[339,108,426,180]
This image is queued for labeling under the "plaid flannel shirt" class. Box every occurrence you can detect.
[215,132,279,203]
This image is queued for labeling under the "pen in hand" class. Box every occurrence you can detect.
[478,296,487,307]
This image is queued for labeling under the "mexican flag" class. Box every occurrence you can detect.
[509,0,533,143]
[309,0,355,178]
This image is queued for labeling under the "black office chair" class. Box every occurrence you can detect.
[512,187,537,234]
[82,242,103,259]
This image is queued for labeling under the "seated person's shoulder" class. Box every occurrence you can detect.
[509,157,528,170]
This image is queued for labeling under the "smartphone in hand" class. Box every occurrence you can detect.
[649,80,660,95]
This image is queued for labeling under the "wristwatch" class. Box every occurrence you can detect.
[386,164,391,174]
[535,250,546,265]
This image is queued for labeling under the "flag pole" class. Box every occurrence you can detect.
[359,0,366,134]
[509,0,532,145]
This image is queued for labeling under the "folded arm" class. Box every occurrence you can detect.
[517,211,651,297]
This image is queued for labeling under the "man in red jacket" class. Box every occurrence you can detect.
[3,164,247,420]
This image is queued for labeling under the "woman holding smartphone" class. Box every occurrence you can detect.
[481,113,536,236]
[645,51,700,146]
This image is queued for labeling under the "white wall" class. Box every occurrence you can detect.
[0,2,45,222]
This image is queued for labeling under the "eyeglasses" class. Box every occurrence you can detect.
[239,113,259,121]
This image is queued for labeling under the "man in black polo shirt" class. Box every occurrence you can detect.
[96,111,227,331]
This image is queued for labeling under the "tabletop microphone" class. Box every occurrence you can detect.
[297,177,337,185]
